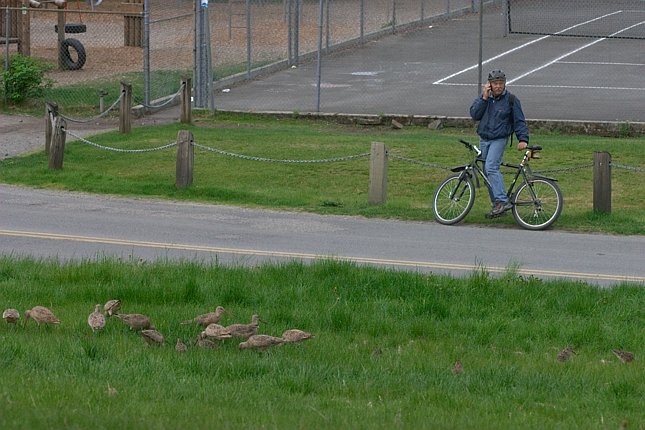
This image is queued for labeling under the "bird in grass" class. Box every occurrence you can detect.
[557,346,575,362]
[281,329,314,343]
[24,306,61,326]
[141,329,165,346]
[181,305,227,327]
[452,360,464,374]
[175,339,188,353]
[195,335,218,349]
[115,313,153,331]
[2,308,20,324]
[612,349,635,363]
[103,299,121,317]
[239,334,284,351]
[87,304,106,333]
[225,314,261,339]
[200,323,232,340]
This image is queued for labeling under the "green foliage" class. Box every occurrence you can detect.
[0,257,643,429]
[1,54,53,104]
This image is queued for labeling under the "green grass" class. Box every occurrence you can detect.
[0,257,643,429]
[3,61,277,116]
[1,112,644,234]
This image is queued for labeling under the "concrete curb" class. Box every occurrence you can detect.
[216,110,645,138]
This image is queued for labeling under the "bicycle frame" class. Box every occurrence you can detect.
[450,140,556,202]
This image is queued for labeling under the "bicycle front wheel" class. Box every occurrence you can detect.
[432,174,475,225]
[512,178,563,230]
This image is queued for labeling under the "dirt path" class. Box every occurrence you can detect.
[0,105,181,161]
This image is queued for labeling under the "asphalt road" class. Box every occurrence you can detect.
[1,184,644,287]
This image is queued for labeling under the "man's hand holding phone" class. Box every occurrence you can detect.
[482,82,491,100]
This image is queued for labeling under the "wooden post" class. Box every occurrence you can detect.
[57,2,65,69]
[368,142,388,205]
[119,81,132,134]
[593,151,611,213]
[45,101,58,155]
[19,0,30,56]
[175,130,194,189]
[48,116,66,170]
[180,76,192,124]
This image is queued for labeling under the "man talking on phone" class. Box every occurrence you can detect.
[469,69,529,218]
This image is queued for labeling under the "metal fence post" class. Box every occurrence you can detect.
[593,152,611,213]
[368,142,388,205]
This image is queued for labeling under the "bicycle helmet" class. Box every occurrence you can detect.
[488,69,506,82]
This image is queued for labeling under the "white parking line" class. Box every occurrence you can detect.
[433,10,630,85]
[557,61,645,66]
[508,20,645,84]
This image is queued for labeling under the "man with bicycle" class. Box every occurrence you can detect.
[469,70,529,217]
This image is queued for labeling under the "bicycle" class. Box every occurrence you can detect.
[432,139,563,230]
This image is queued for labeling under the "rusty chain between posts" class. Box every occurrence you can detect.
[192,142,370,163]
[58,91,125,124]
[65,130,177,153]
[59,133,645,173]
[134,83,186,110]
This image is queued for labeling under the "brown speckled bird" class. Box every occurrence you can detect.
[612,349,635,363]
[24,306,61,326]
[88,304,106,333]
[181,305,227,327]
[557,346,575,362]
[103,299,122,317]
[239,334,284,351]
[281,329,314,343]
[226,314,260,339]
[195,335,218,349]
[452,360,464,374]
[175,339,188,352]
[3,308,20,324]
[200,323,232,340]
[115,313,153,331]
[141,329,165,346]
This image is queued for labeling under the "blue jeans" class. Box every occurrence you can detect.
[480,137,508,205]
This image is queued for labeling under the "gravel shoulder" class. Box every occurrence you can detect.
[0,106,181,161]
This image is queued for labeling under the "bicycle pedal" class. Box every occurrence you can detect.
[485,211,507,219]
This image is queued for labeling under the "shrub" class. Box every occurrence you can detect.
[1,54,53,104]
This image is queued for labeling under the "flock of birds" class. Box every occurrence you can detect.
[2,302,314,352]
[2,305,635,362]
[556,345,635,364]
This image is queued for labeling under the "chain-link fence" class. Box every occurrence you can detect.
[506,0,645,39]
[2,0,486,117]
[3,0,644,121]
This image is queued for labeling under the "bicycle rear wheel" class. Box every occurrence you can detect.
[432,174,475,225]
[512,178,563,230]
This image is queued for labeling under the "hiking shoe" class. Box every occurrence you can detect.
[490,201,513,217]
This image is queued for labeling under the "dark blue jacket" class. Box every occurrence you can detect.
[469,90,529,143]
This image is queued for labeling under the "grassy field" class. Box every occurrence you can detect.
[1,257,643,430]
[1,113,644,429]
[0,112,644,234]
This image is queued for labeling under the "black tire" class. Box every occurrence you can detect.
[54,23,87,34]
[512,179,563,230]
[60,38,86,71]
[432,174,475,225]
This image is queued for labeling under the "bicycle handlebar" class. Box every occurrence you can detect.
[460,139,542,153]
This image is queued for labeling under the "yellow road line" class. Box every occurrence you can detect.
[1,229,643,284]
